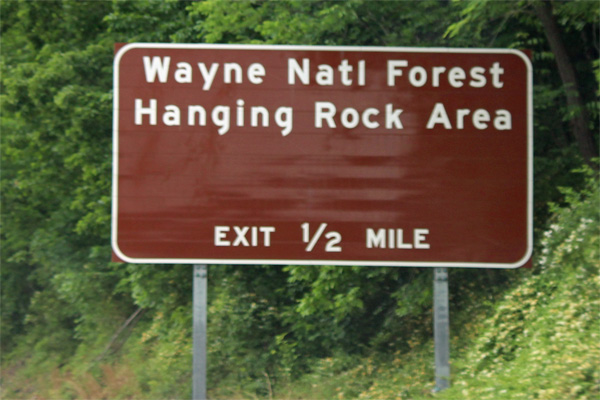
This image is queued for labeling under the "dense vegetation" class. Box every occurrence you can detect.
[1,1,598,399]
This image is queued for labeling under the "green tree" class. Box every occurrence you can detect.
[447,0,599,165]
[2,1,598,398]
[1,0,128,357]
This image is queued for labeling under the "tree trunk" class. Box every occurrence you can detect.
[534,0,598,165]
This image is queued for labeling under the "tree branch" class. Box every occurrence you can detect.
[93,307,145,364]
[534,0,598,165]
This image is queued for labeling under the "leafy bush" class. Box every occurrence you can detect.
[439,164,599,400]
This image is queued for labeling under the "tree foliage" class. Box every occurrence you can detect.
[1,1,598,398]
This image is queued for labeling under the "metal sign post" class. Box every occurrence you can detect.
[193,265,208,400]
[433,267,450,391]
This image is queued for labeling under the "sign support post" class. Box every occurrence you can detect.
[433,267,450,391]
[193,265,208,400]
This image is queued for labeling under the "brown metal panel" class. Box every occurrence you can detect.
[112,44,532,267]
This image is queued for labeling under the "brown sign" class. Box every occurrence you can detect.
[112,44,532,268]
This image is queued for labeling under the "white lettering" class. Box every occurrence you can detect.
[212,106,230,135]
[275,107,293,136]
[233,226,250,246]
[223,63,243,84]
[387,60,505,89]
[174,62,192,83]
[396,229,413,249]
[289,58,366,86]
[163,105,180,126]
[385,104,404,129]
[215,226,230,246]
[135,98,157,125]
[472,109,491,130]
[341,108,360,129]
[247,63,265,85]
[469,66,486,88]
[448,67,466,88]
[288,58,309,85]
[432,66,447,87]
[490,62,505,88]
[315,101,336,128]
[251,106,269,127]
[236,99,245,127]
[316,64,334,86]
[456,109,470,130]
[388,228,395,249]
[134,100,299,135]
[197,62,219,91]
[426,103,452,129]
[315,103,403,131]
[494,109,512,130]
[358,60,366,86]
[214,226,275,247]
[366,228,386,248]
[409,66,427,87]
[428,105,512,131]
[366,228,430,249]
[338,59,353,86]
[260,226,275,247]
[188,105,207,126]
[414,229,430,249]
[143,56,170,83]
[387,60,408,86]
[362,108,380,129]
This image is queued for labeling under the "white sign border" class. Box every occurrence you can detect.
[112,43,533,268]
